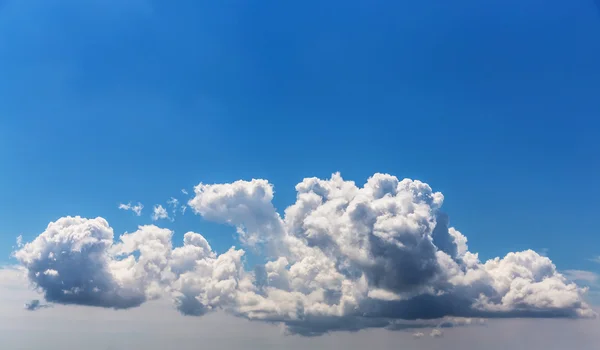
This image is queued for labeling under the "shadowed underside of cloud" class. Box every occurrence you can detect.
[12,173,596,336]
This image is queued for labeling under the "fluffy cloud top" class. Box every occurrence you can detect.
[13,173,596,336]
[13,217,162,309]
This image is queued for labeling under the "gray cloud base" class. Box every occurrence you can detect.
[13,173,595,335]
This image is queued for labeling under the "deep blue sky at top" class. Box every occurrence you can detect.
[0,0,599,272]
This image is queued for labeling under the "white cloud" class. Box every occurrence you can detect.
[590,256,600,264]
[412,332,424,338]
[12,173,597,336]
[188,179,283,248]
[181,189,188,195]
[13,217,149,308]
[119,202,144,216]
[168,197,179,207]
[430,329,443,338]
[152,205,170,221]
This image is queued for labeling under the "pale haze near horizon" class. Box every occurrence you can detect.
[2,268,599,350]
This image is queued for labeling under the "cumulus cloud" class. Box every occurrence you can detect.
[13,173,596,336]
[152,205,170,221]
[119,202,144,216]
[188,179,283,248]
[13,217,168,309]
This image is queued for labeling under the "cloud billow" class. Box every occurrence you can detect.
[13,173,596,335]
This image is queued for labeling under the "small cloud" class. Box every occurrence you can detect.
[152,205,170,221]
[368,288,402,301]
[118,202,144,216]
[167,197,179,216]
[43,269,59,277]
[430,329,443,338]
[168,196,188,216]
[564,270,599,283]
[16,235,23,248]
[167,197,179,207]
[24,299,51,311]
[181,189,188,195]
[590,256,600,264]
[412,332,425,339]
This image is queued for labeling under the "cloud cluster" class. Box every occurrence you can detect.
[13,173,596,335]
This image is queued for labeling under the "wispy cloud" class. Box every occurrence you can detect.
[167,197,179,207]
[564,270,599,283]
[118,202,144,216]
[589,256,600,264]
[167,197,179,216]
[166,197,187,217]
[430,329,443,338]
[151,205,170,221]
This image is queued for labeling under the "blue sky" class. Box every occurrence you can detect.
[1,2,600,347]
[2,0,599,268]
